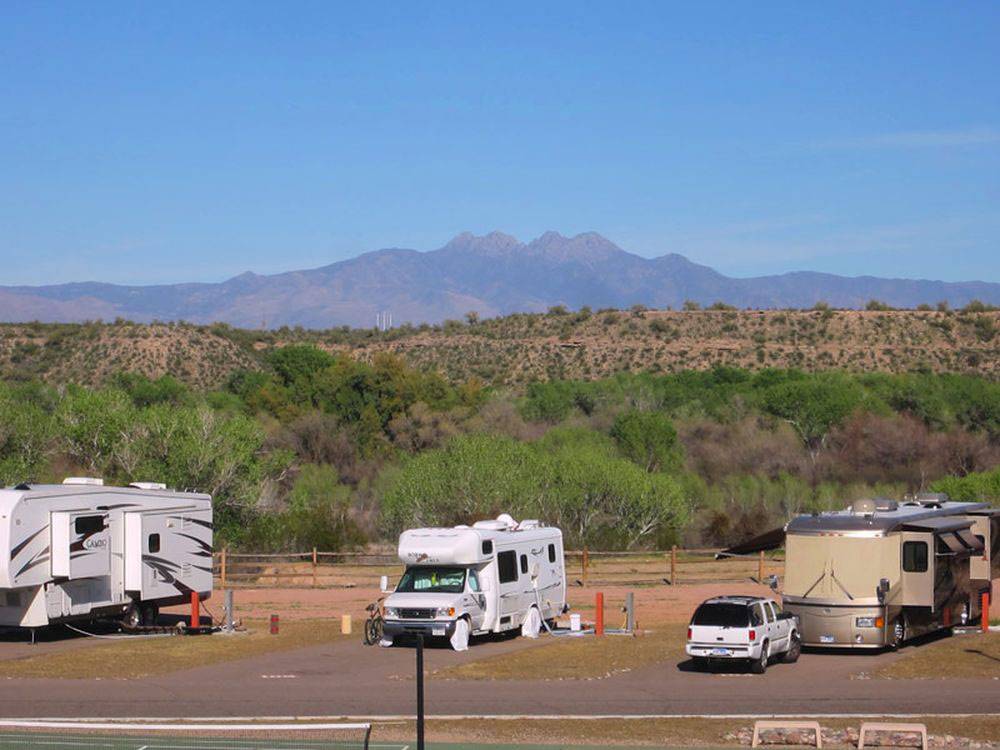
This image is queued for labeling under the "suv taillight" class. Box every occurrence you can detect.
[749,629,756,642]
[687,627,692,640]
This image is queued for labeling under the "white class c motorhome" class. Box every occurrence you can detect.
[0,478,213,631]
[381,514,566,650]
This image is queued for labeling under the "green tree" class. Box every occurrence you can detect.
[0,384,53,485]
[759,376,865,459]
[247,464,362,551]
[610,409,682,473]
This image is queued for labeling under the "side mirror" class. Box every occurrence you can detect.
[767,574,779,591]
[379,575,391,594]
[876,578,890,604]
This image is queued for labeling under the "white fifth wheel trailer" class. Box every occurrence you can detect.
[0,478,212,630]
[380,514,566,650]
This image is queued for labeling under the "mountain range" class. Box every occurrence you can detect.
[3,232,999,328]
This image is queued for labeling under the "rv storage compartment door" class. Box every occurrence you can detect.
[50,511,110,579]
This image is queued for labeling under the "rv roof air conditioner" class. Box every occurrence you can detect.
[473,520,508,530]
[852,499,877,515]
[128,482,167,491]
[62,477,104,486]
[473,514,519,531]
[874,499,899,512]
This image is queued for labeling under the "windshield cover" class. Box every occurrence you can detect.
[691,602,750,627]
[396,566,467,594]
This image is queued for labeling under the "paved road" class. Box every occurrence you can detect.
[0,634,997,718]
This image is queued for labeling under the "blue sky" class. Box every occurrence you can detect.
[2,2,998,285]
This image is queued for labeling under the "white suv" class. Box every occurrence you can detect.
[686,595,801,673]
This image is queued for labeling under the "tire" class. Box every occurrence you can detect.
[889,619,905,650]
[750,641,769,674]
[521,606,542,639]
[140,602,159,627]
[450,617,470,651]
[363,616,382,646]
[122,602,142,629]
[783,633,801,663]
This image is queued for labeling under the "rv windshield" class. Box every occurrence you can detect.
[396,566,467,594]
[691,602,750,628]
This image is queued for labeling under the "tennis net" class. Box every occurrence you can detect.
[0,719,375,750]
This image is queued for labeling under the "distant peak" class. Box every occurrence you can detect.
[441,230,522,254]
[526,230,625,261]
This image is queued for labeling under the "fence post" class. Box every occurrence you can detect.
[220,547,227,589]
[758,550,765,583]
[671,545,677,586]
[984,591,991,634]
[312,547,318,588]
[582,548,589,586]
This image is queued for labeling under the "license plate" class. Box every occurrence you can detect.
[432,627,446,636]
[820,635,835,643]
[711,648,731,656]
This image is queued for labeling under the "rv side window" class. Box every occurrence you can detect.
[468,570,480,592]
[548,544,556,563]
[74,515,104,535]
[520,554,528,575]
[148,533,161,554]
[482,540,493,555]
[903,541,928,572]
[498,551,518,583]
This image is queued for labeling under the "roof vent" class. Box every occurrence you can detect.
[916,492,950,504]
[517,519,542,530]
[62,477,104,486]
[852,499,877,515]
[874,499,899,512]
[129,482,167,491]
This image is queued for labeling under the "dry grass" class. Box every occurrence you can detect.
[0,619,346,679]
[434,625,688,681]
[876,630,1000,680]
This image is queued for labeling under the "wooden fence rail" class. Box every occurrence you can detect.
[212,547,785,590]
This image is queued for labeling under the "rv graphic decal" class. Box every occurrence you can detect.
[10,526,48,561]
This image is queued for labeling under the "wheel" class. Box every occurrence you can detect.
[140,602,159,627]
[122,602,142,629]
[450,617,470,651]
[888,619,905,650]
[521,606,542,639]
[750,641,769,674]
[783,633,801,663]
[363,616,382,646]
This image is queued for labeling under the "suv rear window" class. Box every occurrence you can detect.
[691,602,751,628]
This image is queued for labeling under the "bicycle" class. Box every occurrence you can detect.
[362,597,385,646]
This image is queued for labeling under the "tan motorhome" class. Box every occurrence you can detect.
[782,495,999,649]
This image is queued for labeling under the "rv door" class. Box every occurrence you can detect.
[899,532,933,607]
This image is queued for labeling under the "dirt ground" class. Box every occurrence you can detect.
[179,580,776,628]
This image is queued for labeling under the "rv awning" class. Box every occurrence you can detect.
[900,517,973,534]
[957,528,985,553]
[717,527,786,559]
[939,532,968,555]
